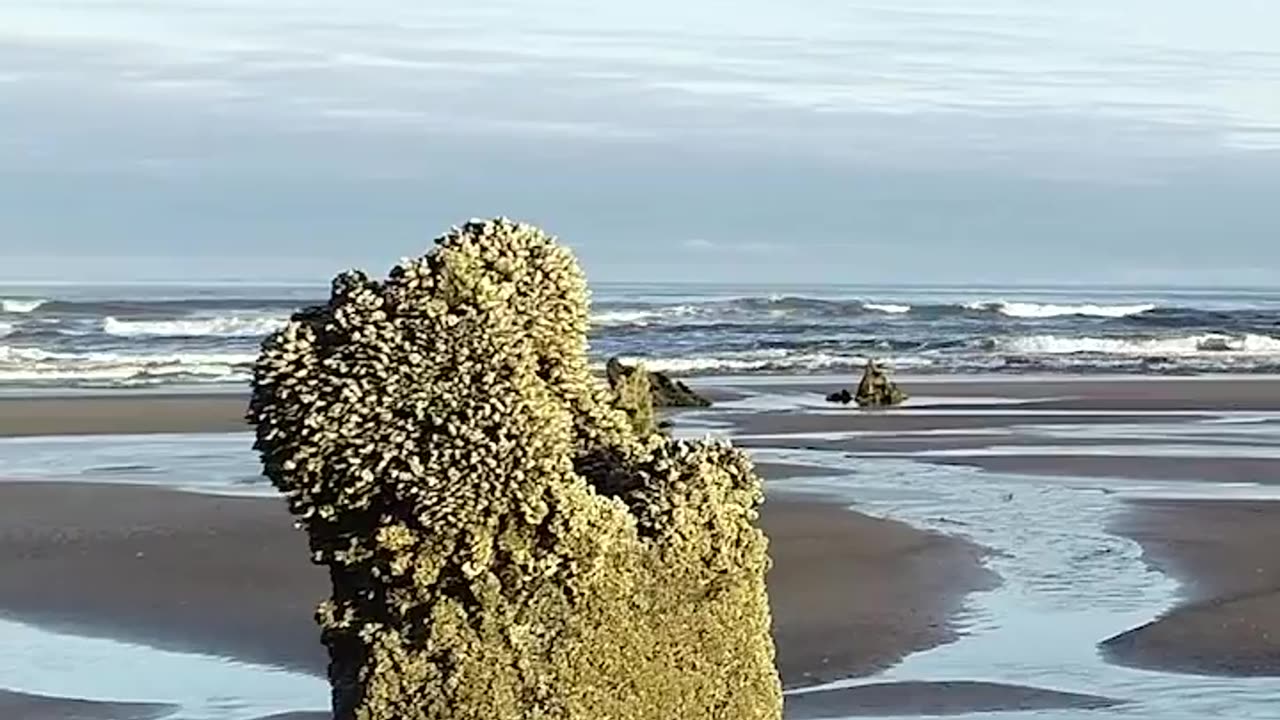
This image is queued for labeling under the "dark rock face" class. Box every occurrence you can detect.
[606,357,713,408]
[825,389,854,405]
[826,361,908,408]
[249,219,781,720]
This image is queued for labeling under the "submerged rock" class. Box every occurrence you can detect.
[249,218,781,720]
[606,357,713,408]
[826,361,908,408]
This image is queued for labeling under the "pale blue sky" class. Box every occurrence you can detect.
[2,1,1278,283]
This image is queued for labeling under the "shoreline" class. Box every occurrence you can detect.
[762,497,996,687]
[0,690,174,720]
[1101,498,1280,676]
[4,374,1279,438]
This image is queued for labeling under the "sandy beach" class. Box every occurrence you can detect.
[0,690,174,720]
[0,394,248,437]
[761,499,995,687]
[2,375,1279,718]
[0,481,989,690]
[1102,498,1280,676]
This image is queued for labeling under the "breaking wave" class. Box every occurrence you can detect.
[966,301,1157,319]
[1,298,47,313]
[613,350,935,375]
[0,345,256,385]
[863,303,912,314]
[102,315,288,338]
[0,284,1276,387]
[590,306,701,327]
[996,333,1280,356]
[589,296,1168,326]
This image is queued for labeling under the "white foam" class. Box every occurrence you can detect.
[616,350,934,374]
[0,346,256,384]
[103,315,287,338]
[1,298,46,313]
[590,310,662,326]
[998,333,1280,356]
[590,305,699,326]
[863,303,912,314]
[0,322,12,338]
[968,301,1156,318]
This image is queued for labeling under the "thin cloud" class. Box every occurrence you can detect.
[683,238,780,255]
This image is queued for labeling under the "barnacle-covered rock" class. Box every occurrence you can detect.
[606,357,712,409]
[249,218,781,720]
[855,360,908,407]
[826,360,908,408]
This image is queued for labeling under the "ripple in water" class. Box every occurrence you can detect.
[0,618,327,720]
[767,455,1280,720]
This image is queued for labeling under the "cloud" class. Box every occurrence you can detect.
[2,0,1278,164]
[0,0,1278,284]
[683,238,780,256]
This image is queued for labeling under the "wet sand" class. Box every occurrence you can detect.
[0,482,989,693]
[0,690,174,720]
[6,375,1280,715]
[723,410,1210,438]
[763,501,995,687]
[3,375,1277,439]
[720,375,1280,412]
[1102,499,1280,676]
[0,394,248,437]
[0,483,328,676]
[931,455,1280,484]
[785,681,1122,718]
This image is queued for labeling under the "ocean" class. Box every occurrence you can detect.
[1,282,1278,390]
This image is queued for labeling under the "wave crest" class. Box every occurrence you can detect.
[1,298,47,313]
[0,345,256,385]
[591,305,701,327]
[612,349,933,375]
[863,303,912,314]
[996,333,1280,356]
[103,315,288,338]
[967,301,1156,319]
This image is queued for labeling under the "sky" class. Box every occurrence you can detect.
[1,1,1278,284]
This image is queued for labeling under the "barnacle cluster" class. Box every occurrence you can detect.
[249,219,782,720]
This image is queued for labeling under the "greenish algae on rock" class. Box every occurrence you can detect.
[249,218,782,720]
[606,357,713,409]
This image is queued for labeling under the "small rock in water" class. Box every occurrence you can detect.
[825,360,908,408]
[825,389,854,405]
[606,357,712,408]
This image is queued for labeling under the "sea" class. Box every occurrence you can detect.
[1,282,1279,390]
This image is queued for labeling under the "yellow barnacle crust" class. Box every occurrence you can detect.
[248,218,782,720]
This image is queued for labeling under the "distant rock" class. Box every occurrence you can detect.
[825,361,908,408]
[856,360,908,407]
[607,357,712,408]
